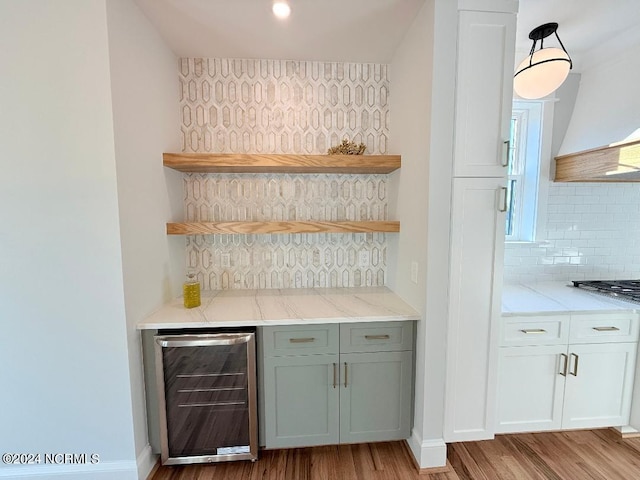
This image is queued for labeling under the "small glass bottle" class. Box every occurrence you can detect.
[183,272,201,309]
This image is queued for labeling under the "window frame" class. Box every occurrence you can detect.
[505,99,553,243]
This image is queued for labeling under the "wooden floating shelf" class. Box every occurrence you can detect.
[163,153,401,174]
[554,139,640,182]
[167,221,400,235]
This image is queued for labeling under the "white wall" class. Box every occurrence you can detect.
[560,42,640,154]
[389,0,455,468]
[0,1,136,478]
[105,0,182,477]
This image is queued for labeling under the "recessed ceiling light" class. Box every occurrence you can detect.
[272,1,291,19]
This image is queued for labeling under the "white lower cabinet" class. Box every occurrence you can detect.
[496,313,639,434]
[497,345,566,432]
[561,342,637,429]
[445,177,506,442]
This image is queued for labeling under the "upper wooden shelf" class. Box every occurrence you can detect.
[554,139,640,182]
[163,153,401,174]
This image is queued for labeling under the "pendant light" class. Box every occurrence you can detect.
[513,23,572,99]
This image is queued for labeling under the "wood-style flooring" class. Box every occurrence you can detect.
[149,429,640,480]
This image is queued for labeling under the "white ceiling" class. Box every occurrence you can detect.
[516,0,640,71]
[133,0,425,63]
[135,0,640,70]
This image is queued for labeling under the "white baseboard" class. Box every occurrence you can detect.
[137,444,158,480]
[406,430,447,469]
[0,459,137,479]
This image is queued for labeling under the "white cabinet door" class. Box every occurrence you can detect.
[454,10,516,178]
[562,342,638,430]
[496,345,566,433]
[445,177,506,442]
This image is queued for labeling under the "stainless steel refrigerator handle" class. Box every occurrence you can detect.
[156,333,252,348]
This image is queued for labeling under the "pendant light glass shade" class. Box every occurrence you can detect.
[513,23,572,100]
[514,47,571,99]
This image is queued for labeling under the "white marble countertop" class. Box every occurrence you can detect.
[138,286,420,330]
[502,281,640,316]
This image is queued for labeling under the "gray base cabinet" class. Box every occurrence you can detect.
[263,353,340,448]
[260,321,414,449]
[339,350,413,443]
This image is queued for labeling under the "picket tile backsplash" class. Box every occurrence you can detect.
[179,58,391,289]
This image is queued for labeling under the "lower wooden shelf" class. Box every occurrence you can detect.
[166,221,400,235]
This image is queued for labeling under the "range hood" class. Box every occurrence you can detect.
[554,139,640,182]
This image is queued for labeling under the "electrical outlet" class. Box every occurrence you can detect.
[358,251,370,268]
[221,253,231,268]
[410,261,418,284]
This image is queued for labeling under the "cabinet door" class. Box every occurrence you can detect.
[496,346,566,433]
[454,10,516,177]
[262,354,339,448]
[445,177,506,442]
[339,351,413,444]
[562,343,637,430]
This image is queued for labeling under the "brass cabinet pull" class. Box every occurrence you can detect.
[332,363,337,389]
[559,353,568,377]
[289,337,315,343]
[592,326,620,332]
[344,362,348,388]
[365,334,390,340]
[502,140,511,167]
[520,329,547,334]
[499,187,508,212]
[570,353,579,376]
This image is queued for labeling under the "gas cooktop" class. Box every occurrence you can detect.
[572,280,640,304]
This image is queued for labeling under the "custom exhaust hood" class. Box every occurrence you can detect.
[554,139,640,182]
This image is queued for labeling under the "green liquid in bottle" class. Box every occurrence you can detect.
[183,273,201,309]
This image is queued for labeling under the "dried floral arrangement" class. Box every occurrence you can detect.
[327,139,367,155]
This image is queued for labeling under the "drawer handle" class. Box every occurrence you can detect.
[365,334,391,340]
[559,353,568,377]
[570,353,579,377]
[520,329,547,334]
[592,326,620,332]
[289,337,315,343]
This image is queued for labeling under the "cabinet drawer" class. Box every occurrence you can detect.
[500,315,569,346]
[340,321,413,353]
[569,314,640,344]
[262,324,339,357]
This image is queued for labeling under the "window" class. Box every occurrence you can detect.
[505,101,546,242]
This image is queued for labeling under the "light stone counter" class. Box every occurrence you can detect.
[138,286,420,330]
[502,281,640,316]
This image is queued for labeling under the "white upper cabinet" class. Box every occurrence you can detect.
[453,10,516,178]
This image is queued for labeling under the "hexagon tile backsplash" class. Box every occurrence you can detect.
[179,58,392,290]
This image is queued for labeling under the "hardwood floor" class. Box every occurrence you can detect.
[149,429,640,480]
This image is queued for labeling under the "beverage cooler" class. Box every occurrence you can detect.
[154,328,258,465]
